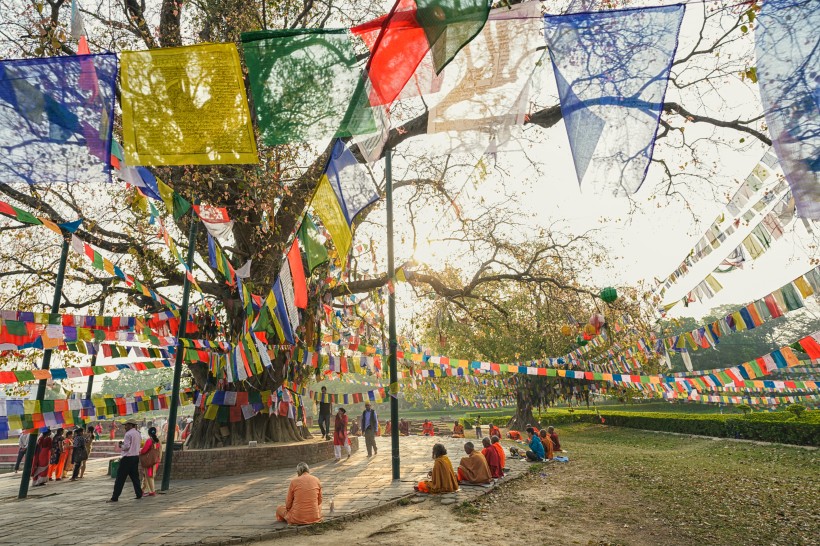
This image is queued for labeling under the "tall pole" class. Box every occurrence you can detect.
[85,296,107,399]
[18,236,70,499]
[160,215,198,492]
[385,148,400,480]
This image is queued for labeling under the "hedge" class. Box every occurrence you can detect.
[574,411,819,447]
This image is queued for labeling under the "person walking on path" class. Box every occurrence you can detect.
[94,423,102,440]
[69,427,88,481]
[31,429,52,486]
[139,426,162,496]
[14,431,30,473]
[108,421,118,440]
[107,419,143,502]
[78,426,94,478]
[333,408,350,462]
[361,402,378,457]
[474,416,483,439]
[318,386,332,440]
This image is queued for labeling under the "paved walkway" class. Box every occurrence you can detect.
[0,435,528,545]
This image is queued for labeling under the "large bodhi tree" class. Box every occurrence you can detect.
[0,0,772,446]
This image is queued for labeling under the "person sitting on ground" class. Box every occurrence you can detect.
[490,435,506,470]
[452,420,465,438]
[481,437,503,478]
[548,426,562,451]
[399,419,410,436]
[276,462,323,525]
[488,423,501,439]
[415,443,458,494]
[525,427,545,462]
[422,419,435,436]
[349,419,360,437]
[457,441,492,484]
[539,429,554,460]
[507,430,522,441]
[384,420,392,435]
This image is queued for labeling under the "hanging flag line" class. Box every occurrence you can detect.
[0,390,196,440]
[649,148,781,301]
[0,359,172,385]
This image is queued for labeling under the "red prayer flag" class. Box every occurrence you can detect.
[287,240,308,309]
[352,0,430,105]
[798,336,820,360]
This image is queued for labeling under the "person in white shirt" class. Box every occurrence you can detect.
[107,420,143,502]
[14,432,30,472]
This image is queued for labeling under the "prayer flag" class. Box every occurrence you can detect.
[157,178,191,220]
[427,1,544,152]
[70,0,86,39]
[0,54,117,185]
[193,203,234,239]
[543,5,685,194]
[287,240,308,309]
[120,43,258,166]
[312,175,353,268]
[241,29,375,145]
[415,0,490,74]
[755,0,820,219]
[326,140,380,224]
[297,215,329,273]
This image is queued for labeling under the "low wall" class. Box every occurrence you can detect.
[158,437,359,480]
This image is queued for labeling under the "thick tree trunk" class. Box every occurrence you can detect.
[507,377,541,431]
[185,349,313,448]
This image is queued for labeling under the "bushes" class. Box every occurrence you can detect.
[572,411,819,447]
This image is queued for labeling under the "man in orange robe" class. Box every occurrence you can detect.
[456,442,492,484]
[507,430,522,441]
[491,435,506,470]
[488,423,501,439]
[422,420,435,436]
[452,421,465,438]
[276,462,322,525]
[539,429,554,460]
[481,437,503,478]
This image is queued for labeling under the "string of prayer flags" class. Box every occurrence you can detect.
[427,1,545,152]
[0,199,83,235]
[120,43,258,166]
[0,359,171,385]
[0,53,117,185]
[755,0,820,219]
[543,5,685,195]
[277,259,301,336]
[326,140,380,225]
[241,29,375,145]
[297,215,329,273]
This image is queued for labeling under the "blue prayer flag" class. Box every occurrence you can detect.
[0,54,117,185]
[325,139,380,225]
[755,0,820,219]
[543,5,685,195]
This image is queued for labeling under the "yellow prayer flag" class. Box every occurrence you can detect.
[204,404,219,420]
[312,175,352,269]
[121,43,259,166]
[24,400,38,414]
[794,276,814,298]
[157,178,176,213]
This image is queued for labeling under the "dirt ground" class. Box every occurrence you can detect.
[258,424,818,546]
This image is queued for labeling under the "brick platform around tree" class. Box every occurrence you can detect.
[157,437,359,480]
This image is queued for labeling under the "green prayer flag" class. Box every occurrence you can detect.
[92,251,104,270]
[780,283,804,311]
[41,400,55,413]
[12,207,41,226]
[416,0,491,73]
[15,370,34,382]
[298,215,329,273]
[241,29,375,145]
[5,320,27,336]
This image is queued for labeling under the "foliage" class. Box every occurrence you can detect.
[736,403,752,416]
[99,367,177,395]
[787,403,806,419]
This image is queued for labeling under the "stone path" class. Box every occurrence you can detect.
[0,435,529,545]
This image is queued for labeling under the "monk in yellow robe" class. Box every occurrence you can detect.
[416,443,458,494]
[276,462,322,525]
[452,421,465,438]
[456,441,492,484]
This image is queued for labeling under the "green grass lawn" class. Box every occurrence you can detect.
[460,423,819,545]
